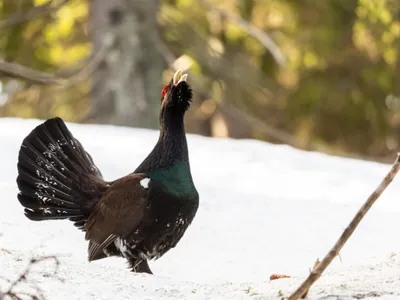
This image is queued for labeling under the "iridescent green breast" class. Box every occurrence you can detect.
[149,161,198,199]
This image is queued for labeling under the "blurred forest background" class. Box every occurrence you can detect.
[0,0,399,162]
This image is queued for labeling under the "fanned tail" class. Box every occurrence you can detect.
[16,117,108,230]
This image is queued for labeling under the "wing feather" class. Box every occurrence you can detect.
[84,173,149,261]
[88,234,118,261]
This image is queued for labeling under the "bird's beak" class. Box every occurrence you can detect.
[173,69,188,86]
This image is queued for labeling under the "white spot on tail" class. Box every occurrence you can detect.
[140,178,150,189]
[176,218,185,225]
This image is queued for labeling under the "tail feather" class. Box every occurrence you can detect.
[19,137,72,186]
[18,193,80,212]
[30,122,89,180]
[17,159,71,197]
[16,117,108,229]
[45,118,101,175]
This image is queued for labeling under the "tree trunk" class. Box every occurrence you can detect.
[90,0,165,128]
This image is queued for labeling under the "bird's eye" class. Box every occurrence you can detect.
[161,85,169,99]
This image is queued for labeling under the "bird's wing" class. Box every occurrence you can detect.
[84,173,150,261]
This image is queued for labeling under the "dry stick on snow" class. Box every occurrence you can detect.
[198,0,287,67]
[288,153,400,300]
[0,0,69,30]
[0,255,62,300]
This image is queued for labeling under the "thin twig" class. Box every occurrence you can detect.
[288,153,400,300]
[0,0,69,30]
[0,255,62,300]
[198,0,286,67]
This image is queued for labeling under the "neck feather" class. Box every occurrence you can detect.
[135,114,189,172]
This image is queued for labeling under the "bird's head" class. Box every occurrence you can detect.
[159,69,193,120]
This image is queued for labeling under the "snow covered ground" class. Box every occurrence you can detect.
[1,117,400,299]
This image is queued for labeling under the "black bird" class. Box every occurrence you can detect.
[16,70,199,274]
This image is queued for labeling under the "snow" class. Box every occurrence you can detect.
[1,117,400,299]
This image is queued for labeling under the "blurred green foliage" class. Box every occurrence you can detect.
[0,0,90,120]
[0,0,399,161]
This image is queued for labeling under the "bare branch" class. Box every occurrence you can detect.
[0,34,114,87]
[0,60,62,84]
[198,0,286,67]
[288,154,400,300]
[0,0,69,30]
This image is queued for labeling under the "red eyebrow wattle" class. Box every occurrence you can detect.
[161,85,169,97]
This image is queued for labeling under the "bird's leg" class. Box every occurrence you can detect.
[129,259,153,274]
